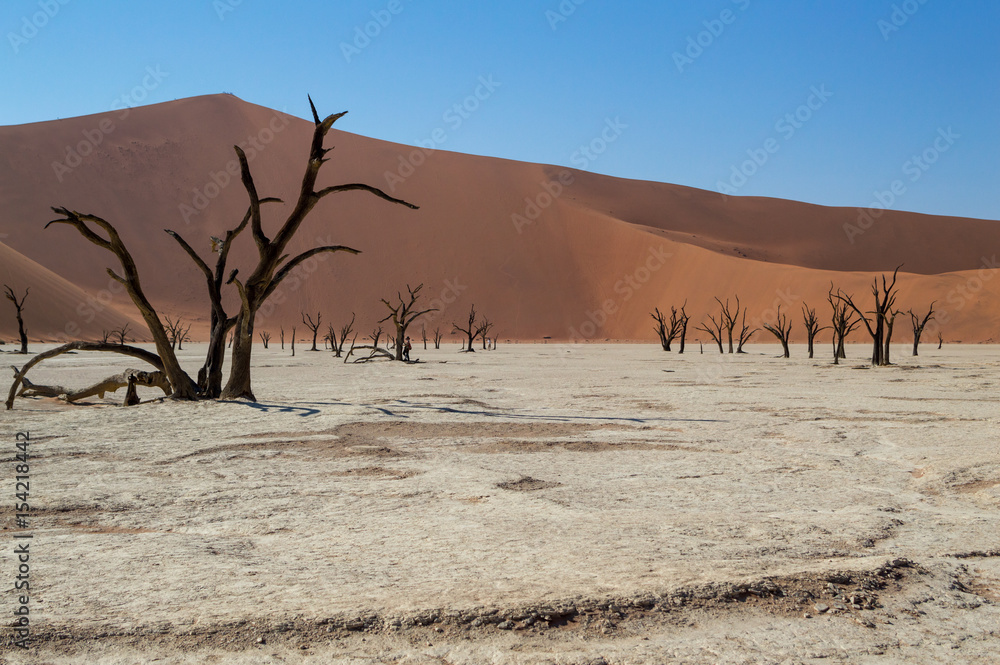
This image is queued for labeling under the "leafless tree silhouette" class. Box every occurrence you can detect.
[3,285,29,354]
[763,305,793,358]
[909,303,935,356]
[380,284,436,361]
[832,266,902,366]
[301,311,322,351]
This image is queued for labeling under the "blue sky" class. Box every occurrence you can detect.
[3,0,998,220]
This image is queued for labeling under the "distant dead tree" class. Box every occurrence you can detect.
[696,310,725,354]
[258,331,271,348]
[3,285,29,354]
[827,288,860,365]
[344,324,393,362]
[883,308,902,365]
[324,324,336,352]
[280,326,285,350]
[177,324,191,350]
[833,266,902,367]
[421,325,427,350]
[937,332,943,349]
[676,303,690,354]
[380,284,436,361]
[291,326,296,357]
[164,316,186,350]
[651,308,673,351]
[762,305,793,358]
[801,303,828,359]
[99,329,112,344]
[909,303,935,356]
[109,323,132,345]
[735,309,757,353]
[453,305,479,352]
[335,313,355,358]
[433,327,443,349]
[301,311,322,351]
[717,296,743,353]
[477,316,494,350]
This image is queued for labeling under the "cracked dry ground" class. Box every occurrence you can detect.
[2,343,999,663]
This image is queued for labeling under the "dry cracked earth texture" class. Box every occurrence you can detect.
[1,343,998,664]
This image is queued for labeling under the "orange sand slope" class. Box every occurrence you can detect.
[0,94,997,343]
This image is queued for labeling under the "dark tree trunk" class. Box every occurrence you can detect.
[47,209,198,399]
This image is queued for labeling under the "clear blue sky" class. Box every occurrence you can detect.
[3,0,998,220]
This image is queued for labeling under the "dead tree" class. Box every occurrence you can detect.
[344,325,394,362]
[3,286,29,354]
[937,332,943,349]
[735,310,757,353]
[380,284,437,361]
[884,308,901,365]
[335,313,355,358]
[421,325,428,350]
[280,326,285,350]
[302,311,322,351]
[801,303,828,359]
[324,324,336,352]
[109,323,132,345]
[651,308,671,351]
[164,316,185,350]
[291,326,296,357]
[909,303,935,356]
[827,288,860,365]
[834,267,901,367]
[16,367,170,404]
[7,340,168,409]
[453,305,479,352]
[677,303,690,354]
[166,195,283,397]
[177,324,191,350]
[762,305,793,358]
[477,316,494,350]
[220,98,417,400]
[695,312,725,354]
[259,331,271,348]
[717,296,743,353]
[45,209,199,399]
[433,327,443,349]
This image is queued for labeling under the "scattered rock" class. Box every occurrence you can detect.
[497,620,514,630]
[814,604,830,613]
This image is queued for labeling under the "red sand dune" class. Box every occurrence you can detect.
[0,94,998,344]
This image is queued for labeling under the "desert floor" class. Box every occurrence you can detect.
[1,342,998,664]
